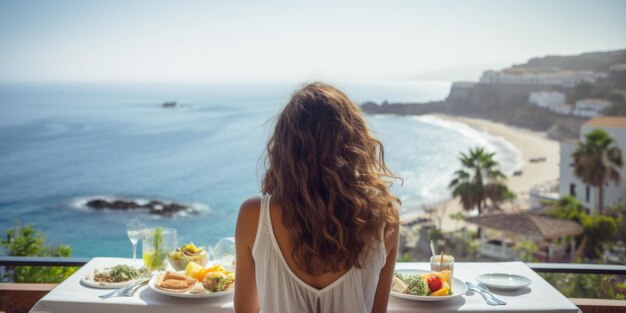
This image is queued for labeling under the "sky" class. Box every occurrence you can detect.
[0,0,625,83]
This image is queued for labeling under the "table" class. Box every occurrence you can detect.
[30,258,581,313]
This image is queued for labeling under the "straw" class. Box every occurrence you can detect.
[439,250,445,270]
[430,240,436,257]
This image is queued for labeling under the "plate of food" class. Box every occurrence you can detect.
[81,264,150,289]
[391,269,467,301]
[148,262,235,298]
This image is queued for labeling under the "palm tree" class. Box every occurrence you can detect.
[572,129,623,215]
[449,147,514,214]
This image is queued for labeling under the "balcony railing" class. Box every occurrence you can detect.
[1,257,625,313]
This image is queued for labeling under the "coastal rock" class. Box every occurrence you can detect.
[86,198,195,216]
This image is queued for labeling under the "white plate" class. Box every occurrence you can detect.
[476,273,531,290]
[81,267,148,289]
[390,269,467,302]
[148,273,234,298]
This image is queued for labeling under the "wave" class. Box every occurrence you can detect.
[383,114,524,216]
[413,115,523,175]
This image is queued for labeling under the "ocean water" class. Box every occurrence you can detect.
[0,81,520,257]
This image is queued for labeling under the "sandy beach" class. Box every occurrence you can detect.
[402,114,560,232]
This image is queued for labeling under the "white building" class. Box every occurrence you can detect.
[572,99,611,118]
[559,117,626,213]
[480,68,602,87]
[529,91,565,109]
[610,63,626,72]
[550,103,573,115]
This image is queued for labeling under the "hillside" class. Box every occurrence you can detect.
[512,49,626,72]
[362,49,626,140]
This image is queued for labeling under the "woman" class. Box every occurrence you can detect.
[234,82,400,313]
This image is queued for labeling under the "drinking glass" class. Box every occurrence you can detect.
[142,227,177,271]
[430,254,454,286]
[213,237,236,271]
[127,222,142,265]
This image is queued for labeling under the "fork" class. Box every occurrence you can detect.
[99,278,149,299]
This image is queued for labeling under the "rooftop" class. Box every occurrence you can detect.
[465,210,583,240]
[584,117,626,128]
[577,99,611,105]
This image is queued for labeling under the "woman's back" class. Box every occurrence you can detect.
[253,195,387,313]
[234,83,400,313]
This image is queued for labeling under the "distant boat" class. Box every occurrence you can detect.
[162,101,177,108]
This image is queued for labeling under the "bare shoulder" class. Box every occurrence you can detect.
[236,196,263,248]
[384,222,400,255]
[239,196,262,215]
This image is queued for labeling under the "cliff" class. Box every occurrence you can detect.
[361,83,586,141]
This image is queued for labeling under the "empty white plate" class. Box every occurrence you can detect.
[476,273,531,290]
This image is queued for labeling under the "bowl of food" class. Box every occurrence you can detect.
[167,242,209,271]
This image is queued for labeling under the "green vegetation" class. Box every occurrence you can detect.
[513,240,540,262]
[547,196,621,259]
[572,129,623,215]
[449,147,515,214]
[1,222,78,283]
[449,212,465,231]
[540,272,625,300]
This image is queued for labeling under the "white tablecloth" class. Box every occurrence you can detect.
[30,258,580,313]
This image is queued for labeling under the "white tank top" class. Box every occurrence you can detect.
[252,195,387,313]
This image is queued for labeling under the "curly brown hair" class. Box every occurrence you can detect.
[262,82,400,275]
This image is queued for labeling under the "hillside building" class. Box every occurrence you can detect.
[572,99,611,118]
[480,68,603,88]
[529,91,566,109]
[559,117,626,213]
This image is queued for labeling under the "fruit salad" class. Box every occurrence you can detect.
[392,270,453,296]
[168,242,209,270]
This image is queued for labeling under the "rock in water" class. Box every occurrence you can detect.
[162,101,177,108]
[86,198,194,216]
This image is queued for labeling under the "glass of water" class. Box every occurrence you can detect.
[127,222,142,264]
[213,237,236,271]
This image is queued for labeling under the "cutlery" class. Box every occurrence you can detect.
[466,282,505,306]
[476,282,507,305]
[124,279,149,296]
[99,278,149,299]
[467,284,498,306]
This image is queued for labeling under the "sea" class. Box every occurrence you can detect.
[0,81,522,258]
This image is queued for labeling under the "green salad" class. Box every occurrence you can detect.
[94,264,146,283]
[394,272,429,296]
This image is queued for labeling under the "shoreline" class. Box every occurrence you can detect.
[401,114,560,232]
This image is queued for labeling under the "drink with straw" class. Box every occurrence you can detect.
[430,253,454,287]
